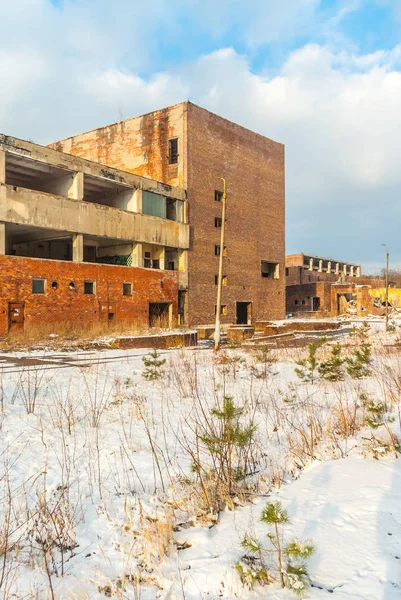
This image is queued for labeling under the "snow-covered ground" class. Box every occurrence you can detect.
[1,325,401,599]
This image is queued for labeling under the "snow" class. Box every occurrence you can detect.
[1,328,401,599]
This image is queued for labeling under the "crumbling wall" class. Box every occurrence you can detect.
[0,256,178,338]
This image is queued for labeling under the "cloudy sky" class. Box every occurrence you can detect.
[1,0,400,273]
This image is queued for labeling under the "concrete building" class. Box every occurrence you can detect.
[285,253,389,317]
[0,134,189,337]
[286,253,361,286]
[51,102,286,326]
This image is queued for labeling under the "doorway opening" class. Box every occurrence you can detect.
[149,303,172,328]
[236,302,252,325]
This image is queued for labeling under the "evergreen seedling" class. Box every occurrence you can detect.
[240,501,315,595]
[142,349,166,381]
[318,344,344,381]
[198,395,256,499]
[295,343,318,383]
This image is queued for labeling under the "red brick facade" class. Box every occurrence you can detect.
[0,256,178,338]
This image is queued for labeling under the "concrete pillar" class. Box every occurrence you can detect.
[0,223,5,255]
[350,265,354,277]
[159,247,165,270]
[356,266,361,278]
[0,150,5,184]
[68,172,84,201]
[343,264,347,276]
[327,261,331,273]
[335,263,339,275]
[178,249,188,273]
[72,233,84,262]
[309,258,313,271]
[131,242,143,267]
[318,260,323,272]
[128,189,142,213]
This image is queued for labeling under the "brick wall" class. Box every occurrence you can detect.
[0,256,178,338]
[186,103,285,325]
[286,282,331,315]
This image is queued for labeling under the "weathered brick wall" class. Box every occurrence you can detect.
[286,266,342,285]
[50,104,186,189]
[186,103,285,325]
[0,256,178,338]
[286,282,331,315]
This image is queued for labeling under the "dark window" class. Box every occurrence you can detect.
[214,304,227,315]
[215,245,221,256]
[84,281,95,295]
[32,279,45,294]
[153,259,160,269]
[215,217,222,228]
[51,281,58,290]
[301,300,305,305]
[168,138,178,164]
[215,190,223,202]
[69,282,75,290]
[295,300,298,305]
[285,268,289,276]
[215,275,227,285]
[123,283,132,296]
[261,261,279,279]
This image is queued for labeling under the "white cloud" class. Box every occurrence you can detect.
[0,0,401,269]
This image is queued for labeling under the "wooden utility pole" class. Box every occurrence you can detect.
[214,178,227,351]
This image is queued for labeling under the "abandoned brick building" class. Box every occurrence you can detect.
[285,253,388,317]
[0,102,285,336]
[50,101,285,328]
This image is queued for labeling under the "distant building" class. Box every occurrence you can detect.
[286,253,361,315]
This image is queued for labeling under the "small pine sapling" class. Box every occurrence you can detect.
[251,345,277,379]
[198,395,256,500]
[295,343,318,383]
[346,342,371,379]
[318,344,345,381]
[239,501,315,595]
[142,349,166,381]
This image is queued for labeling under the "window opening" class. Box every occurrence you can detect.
[168,138,178,164]
[84,281,95,295]
[123,283,132,296]
[32,279,45,294]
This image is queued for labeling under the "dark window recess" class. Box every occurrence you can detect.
[153,259,160,269]
[32,279,45,294]
[167,261,175,271]
[215,190,223,202]
[168,138,178,164]
[215,245,221,256]
[215,274,227,285]
[214,304,227,315]
[261,261,279,279]
[51,281,58,290]
[295,300,298,305]
[69,282,75,291]
[215,217,222,228]
[301,300,306,305]
[84,281,95,295]
[285,268,289,276]
[123,283,132,296]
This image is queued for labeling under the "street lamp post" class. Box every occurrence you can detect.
[381,243,389,332]
[214,178,227,351]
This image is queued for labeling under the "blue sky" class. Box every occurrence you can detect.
[1,0,401,272]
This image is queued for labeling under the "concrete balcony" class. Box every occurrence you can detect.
[0,184,190,250]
